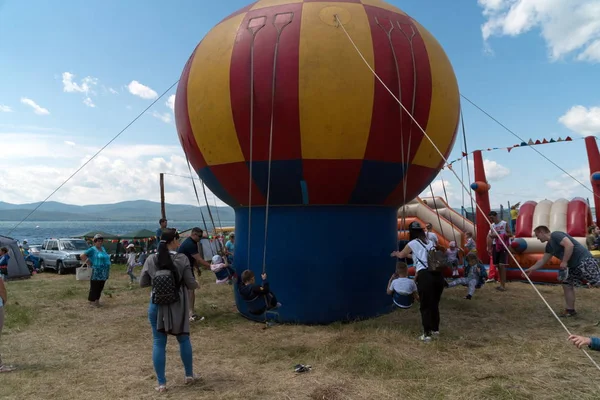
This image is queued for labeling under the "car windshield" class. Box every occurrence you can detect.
[61,240,89,251]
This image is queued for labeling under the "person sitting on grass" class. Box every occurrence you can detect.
[210,255,236,285]
[568,334,600,351]
[445,253,486,300]
[386,262,419,308]
[238,270,281,316]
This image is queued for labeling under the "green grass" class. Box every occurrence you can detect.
[0,265,600,399]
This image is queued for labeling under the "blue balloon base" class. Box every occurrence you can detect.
[232,205,398,325]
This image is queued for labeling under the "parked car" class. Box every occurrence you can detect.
[38,238,90,274]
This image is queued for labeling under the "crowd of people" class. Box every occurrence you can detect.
[390,211,600,346]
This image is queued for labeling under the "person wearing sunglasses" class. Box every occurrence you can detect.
[80,234,112,307]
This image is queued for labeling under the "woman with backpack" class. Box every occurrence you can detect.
[139,228,200,393]
[391,221,445,342]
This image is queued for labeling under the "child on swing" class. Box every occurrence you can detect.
[210,255,236,284]
[238,270,281,315]
[386,262,419,308]
[445,253,486,299]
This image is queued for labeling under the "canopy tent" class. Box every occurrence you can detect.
[0,235,31,280]
[119,229,157,240]
[76,231,120,240]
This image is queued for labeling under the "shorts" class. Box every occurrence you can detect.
[492,248,507,265]
[563,257,600,287]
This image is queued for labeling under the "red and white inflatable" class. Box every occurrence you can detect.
[508,197,592,283]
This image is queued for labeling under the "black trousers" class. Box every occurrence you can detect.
[416,269,445,335]
[88,280,106,302]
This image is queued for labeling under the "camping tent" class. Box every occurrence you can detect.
[0,235,31,279]
[76,230,120,240]
[119,229,156,240]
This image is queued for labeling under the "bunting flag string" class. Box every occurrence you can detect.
[442,135,592,168]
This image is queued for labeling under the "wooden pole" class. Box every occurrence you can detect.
[160,173,166,220]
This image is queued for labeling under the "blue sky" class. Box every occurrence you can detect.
[1,0,599,208]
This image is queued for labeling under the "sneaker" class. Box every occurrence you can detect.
[558,268,569,282]
[419,334,432,342]
[464,294,472,300]
[432,331,440,336]
[486,279,496,283]
[560,309,577,318]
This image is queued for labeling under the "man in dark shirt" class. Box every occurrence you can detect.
[526,225,600,317]
[178,227,210,321]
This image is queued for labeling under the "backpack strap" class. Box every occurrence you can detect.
[412,240,430,270]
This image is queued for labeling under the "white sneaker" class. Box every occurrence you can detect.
[432,331,440,336]
[419,334,432,342]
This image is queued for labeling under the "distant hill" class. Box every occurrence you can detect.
[0,200,235,222]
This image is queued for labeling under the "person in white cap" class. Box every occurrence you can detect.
[126,243,139,285]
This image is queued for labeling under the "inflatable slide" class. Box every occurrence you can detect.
[509,197,592,283]
[398,197,474,277]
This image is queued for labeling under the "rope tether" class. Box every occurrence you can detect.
[262,12,294,275]
[246,17,267,268]
[460,108,476,227]
[334,14,600,371]
[184,152,209,234]
[439,170,459,247]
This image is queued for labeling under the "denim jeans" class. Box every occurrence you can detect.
[148,302,193,385]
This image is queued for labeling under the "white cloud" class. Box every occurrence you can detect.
[62,72,98,94]
[544,166,590,199]
[108,87,118,95]
[152,111,172,124]
[479,0,600,62]
[0,105,13,113]
[83,97,96,108]
[483,159,511,180]
[559,105,600,136]
[127,80,158,100]
[20,98,50,115]
[0,132,226,207]
[166,95,175,112]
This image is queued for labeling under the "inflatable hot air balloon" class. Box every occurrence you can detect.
[175,0,460,324]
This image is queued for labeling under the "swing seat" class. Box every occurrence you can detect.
[392,292,414,309]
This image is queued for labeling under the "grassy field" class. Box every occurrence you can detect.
[1,265,600,399]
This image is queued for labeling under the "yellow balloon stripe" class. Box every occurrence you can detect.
[299,2,375,159]
[411,20,460,168]
[187,14,246,166]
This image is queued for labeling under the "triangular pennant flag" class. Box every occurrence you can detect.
[528,139,534,145]
[565,136,572,141]
[549,138,556,143]
[507,147,513,153]
[557,137,563,142]
[487,148,492,151]
[514,144,520,147]
[462,151,467,157]
[521,142,528,146]
[535,140,541,145]
[542,139,548,144]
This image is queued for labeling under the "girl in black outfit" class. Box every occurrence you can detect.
[391,221,445,342]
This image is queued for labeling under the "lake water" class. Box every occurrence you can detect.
[0,220,235,245]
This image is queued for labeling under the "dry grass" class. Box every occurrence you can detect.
[1,266,600,399]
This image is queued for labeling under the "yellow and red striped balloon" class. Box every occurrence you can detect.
[175,0,460,208]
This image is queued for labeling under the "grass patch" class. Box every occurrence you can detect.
[1,266,600,399]
[4,303,33,330]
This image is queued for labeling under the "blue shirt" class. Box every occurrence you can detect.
[0,254,9,267]
[84,246,111,281]
[178,237,199,269]
[156,228,164,246]
[226,240,234,254]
